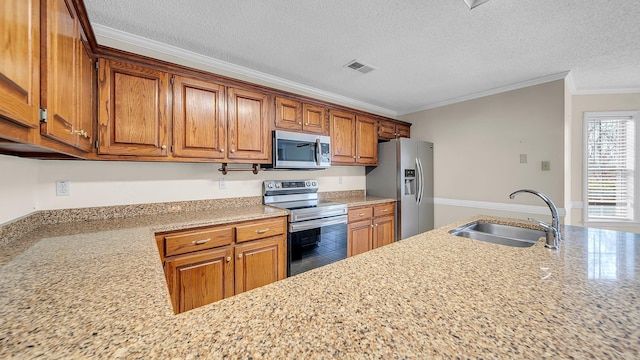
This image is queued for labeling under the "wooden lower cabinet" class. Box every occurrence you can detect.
[165,247,234,314]
[157,216,287,314]
[348,219,373,257]
[235,235,286,294]
[347,202,395,257]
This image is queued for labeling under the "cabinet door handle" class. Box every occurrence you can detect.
[161,145,167,150]
[238,253,243,259]
[255,228,269,234]
[230,149,235,153]
[220,148,225,152]
[226,256,231,262]
[370,224,374,228]
[191,238,211,245]
[298,121,302,125]
[305,122,309,125]
[375,224,379,227]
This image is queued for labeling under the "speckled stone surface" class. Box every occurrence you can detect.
[340,195,396,207]
[0,197,263,246]
[1,213,639,358]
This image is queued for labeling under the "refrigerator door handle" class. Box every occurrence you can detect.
[417,158,424,205]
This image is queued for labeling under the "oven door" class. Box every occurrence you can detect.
[273,130,330,169]
[287,215,347,276]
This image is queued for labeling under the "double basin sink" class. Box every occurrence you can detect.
[449,222,547,247]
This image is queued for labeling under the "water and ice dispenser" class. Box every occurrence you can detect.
[404,169,416,195]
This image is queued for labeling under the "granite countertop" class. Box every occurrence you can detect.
[1,209,639,358]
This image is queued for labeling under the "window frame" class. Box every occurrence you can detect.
[583,111,639,226]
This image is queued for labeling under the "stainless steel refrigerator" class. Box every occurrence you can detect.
[366,138,434,240]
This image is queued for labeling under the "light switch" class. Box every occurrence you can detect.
[541,161,551,171]
[219,178,226,189]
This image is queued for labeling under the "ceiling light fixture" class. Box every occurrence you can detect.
[463,0,491,10]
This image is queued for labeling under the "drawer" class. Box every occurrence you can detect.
[348,206,373,222]
[163,226,233,257]
[374,202,395,217]
[236,217,285,243]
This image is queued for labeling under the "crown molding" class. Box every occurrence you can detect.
[434,197,567,217]
[572,88,640,95]
[91,23,398,117]
[399,71,571,115]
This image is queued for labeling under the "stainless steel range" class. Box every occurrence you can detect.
[263,180,348,276]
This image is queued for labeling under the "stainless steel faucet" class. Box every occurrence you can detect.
[509,189,562,249]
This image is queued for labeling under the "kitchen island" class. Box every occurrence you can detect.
[1,209,638,358]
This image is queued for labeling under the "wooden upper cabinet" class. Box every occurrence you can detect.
[379,119,411,140]
[275,97,327,135]
[41,0,79,147]
[97,58,170,157]
[227,87,271,163]
[355,115,378,165]
[378,120,397,140]
[330,110,356,164]
[275,97,302,131]
[75,41,94,152]
[0,0,40,129]
[396,123,410,138]
[172,75,226,159]
[302,103,327,135]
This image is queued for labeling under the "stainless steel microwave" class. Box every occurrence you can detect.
[268,130,331,169]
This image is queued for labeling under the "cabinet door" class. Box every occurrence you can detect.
[173,75,226,159]
[275,97,302,131]
[348,219,372,257]
[97,58,169,156]
[75,41,93,152]
[227,87,271,162]
[378,120,396,140]
[373,215,395,249]
[235,235,286,294]
[396,123,410,138]
[302,103,327,135]
[355,115,378,165]
[0,0,40,128]
[41,0,79,146]
[330,110,356,164]
[165,247,234,314]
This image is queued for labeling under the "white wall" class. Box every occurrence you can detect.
[0,156,363,224]
[400,80,565,227]
[36,161,363,210]
[0,155,38,225]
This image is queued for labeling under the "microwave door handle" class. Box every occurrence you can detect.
[315,138,321,166]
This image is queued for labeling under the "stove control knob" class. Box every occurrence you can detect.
[311,181,317,186]
[305,181,310,187]
[267,183,273,188]
[275,183,280,188]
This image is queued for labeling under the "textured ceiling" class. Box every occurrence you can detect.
[83,0,640,115]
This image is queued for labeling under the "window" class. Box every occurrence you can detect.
[584,111,638,223]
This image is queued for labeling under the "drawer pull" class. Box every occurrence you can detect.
[382,209,388,212]
[255,228,269,234]
[191,238,212,245]
[358,213,365,217]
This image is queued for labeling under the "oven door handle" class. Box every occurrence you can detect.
[289,215,348,233]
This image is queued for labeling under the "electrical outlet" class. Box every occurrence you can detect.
[219,178,226,189]
[519,154,527,163]
[338,176,343,184]
[541,161,551,171]
[56,180,70,196]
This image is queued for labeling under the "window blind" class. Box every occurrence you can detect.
[586,116,635,221]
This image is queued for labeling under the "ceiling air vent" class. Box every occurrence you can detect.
[345,60,376,74]
[463,0,491,9]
